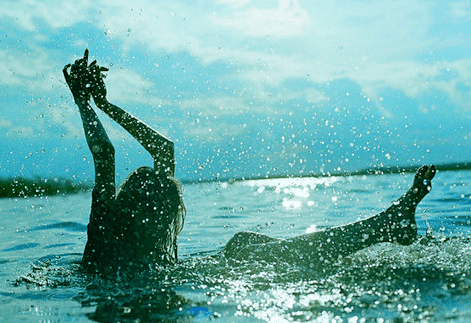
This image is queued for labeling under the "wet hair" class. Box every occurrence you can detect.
[116,166,186,262]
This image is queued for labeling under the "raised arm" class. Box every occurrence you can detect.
[94,99,175,176]
[87,61,175,176]
[63,50,116,202]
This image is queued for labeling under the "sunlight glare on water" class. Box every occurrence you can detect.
[243,176,341,214]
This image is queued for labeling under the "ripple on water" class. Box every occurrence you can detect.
[12,235,471,322]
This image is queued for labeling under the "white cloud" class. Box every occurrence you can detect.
[213,0,311,38]
[350,59,471,113]
[104,67,159,106]
[47,102,83,139]
[215,0,250,9]
[0,49,59,91]
[0,118,12,128]
[97,0,199,54]
[6,126,35,138]
[180,119,247,143]
[0,0,97,31]
[2,0,471,119]
[303,88,328,105]
[450,1,471,18]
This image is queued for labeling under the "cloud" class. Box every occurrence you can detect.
[213,0,311,38]
[0,0,96,31]
[450,1,471,18]
[104,67,159,106]
[0,118,12,128]
[351,59,471,113]
[3,0,469,112]
[215,0,250,9]
[2,0,470,145]
[0,49,60,92]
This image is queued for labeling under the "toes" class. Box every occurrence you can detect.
[424,165,436,180]
[415,165,436,181]
[415,165,429,179]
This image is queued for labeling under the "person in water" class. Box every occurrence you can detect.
[63,50,436,273]
[64,50,186,273]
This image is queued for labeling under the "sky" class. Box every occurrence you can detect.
[1,0,470,182]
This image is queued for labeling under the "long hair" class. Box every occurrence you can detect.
[116,166,186,262]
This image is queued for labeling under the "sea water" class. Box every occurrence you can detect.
[0,169,470,322]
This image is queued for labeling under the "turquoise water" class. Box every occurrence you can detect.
[1,169,470,322]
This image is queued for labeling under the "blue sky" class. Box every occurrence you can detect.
[1,0,470,182]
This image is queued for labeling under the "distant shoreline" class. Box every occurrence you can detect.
[339,161,471,177]
[186,161,471,184]
[0,177,91,199]
[1,161,469,198]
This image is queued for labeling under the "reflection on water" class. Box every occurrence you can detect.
[1,170,470,322]
[245,176,341,211]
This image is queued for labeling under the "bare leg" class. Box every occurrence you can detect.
[224,231,280,259]
[224,165,436,266]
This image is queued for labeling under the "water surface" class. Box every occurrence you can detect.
[1,170,470,322]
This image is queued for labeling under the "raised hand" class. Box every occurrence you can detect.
[88,59,109,104]
[63,49,109,105]
[63,49,93,104]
